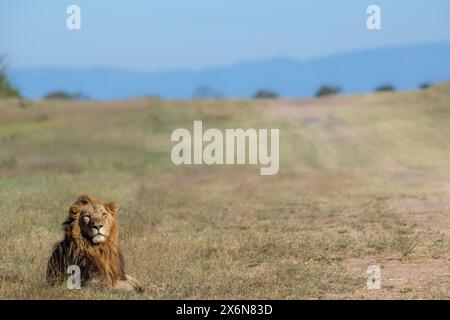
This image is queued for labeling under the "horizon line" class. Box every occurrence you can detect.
[8,39,450,74]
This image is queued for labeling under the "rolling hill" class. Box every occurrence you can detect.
[9,42,450,100]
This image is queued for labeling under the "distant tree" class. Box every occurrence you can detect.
[315,85,341,97]
[254,89,278,99]
[375,85,396,92]
[44,90,90,101]
[0,55,21,98]
[419,82,431,90]
[44,91,72,100]
[193,86,222,99]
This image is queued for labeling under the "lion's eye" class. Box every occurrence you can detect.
[83,216,90,224]
[102,212,107,218]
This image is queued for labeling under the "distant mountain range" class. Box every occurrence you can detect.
[9,42,450,100]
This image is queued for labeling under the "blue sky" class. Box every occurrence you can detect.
[1,0,450,71]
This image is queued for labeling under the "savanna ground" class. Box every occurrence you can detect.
[0,83,449,299]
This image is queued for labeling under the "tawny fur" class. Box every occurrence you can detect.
[46,195,143,292]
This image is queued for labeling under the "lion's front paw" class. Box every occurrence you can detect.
[113,275,145,293]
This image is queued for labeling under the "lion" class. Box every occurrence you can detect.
[46,195,143,292]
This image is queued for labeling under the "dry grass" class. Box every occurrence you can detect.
[0,84,449,299]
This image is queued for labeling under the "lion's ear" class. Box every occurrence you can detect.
[105,202,119,215]
[69,203,83,216]
[68,195,90,216]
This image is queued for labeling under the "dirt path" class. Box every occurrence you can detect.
[340,196,450,299]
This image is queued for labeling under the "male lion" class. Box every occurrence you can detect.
[46,195,143,292]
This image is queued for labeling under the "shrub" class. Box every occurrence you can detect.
[0,56,21,98]
[315,85,341,97]
[375,85,396,92]
[254,89,278,99]
[44,91,90,101]
[419,83,431,90]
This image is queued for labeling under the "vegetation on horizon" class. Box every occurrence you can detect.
[315,85,341,97]
[0,56,21,98]
[44,90,90,101]
[420,82,431,90]
[375,84,396,92]
[254,89,279,99]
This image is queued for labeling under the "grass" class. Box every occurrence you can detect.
[0,84,449,299]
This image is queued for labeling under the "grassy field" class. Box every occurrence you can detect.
[0,83,449,299]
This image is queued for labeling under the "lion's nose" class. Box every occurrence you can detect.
[92,223,103,230]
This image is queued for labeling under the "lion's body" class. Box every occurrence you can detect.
[46,195,142,292]
[46,235,127,287]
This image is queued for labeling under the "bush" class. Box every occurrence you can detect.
[315,85,341,97]
[375,85,396,92]
[420,83,431,90]
[0,56,21,98]
[44,91,90,101]
[254,89,278,99]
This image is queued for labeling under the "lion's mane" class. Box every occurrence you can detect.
[46,195,128,288]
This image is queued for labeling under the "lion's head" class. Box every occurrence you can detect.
[64,195,119,245]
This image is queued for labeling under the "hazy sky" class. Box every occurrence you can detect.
[1,0,450,71]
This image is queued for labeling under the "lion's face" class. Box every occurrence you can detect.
[66,195,119,245]
[79,203,116,244]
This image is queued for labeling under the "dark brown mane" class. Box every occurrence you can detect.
[46,195,127,287]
